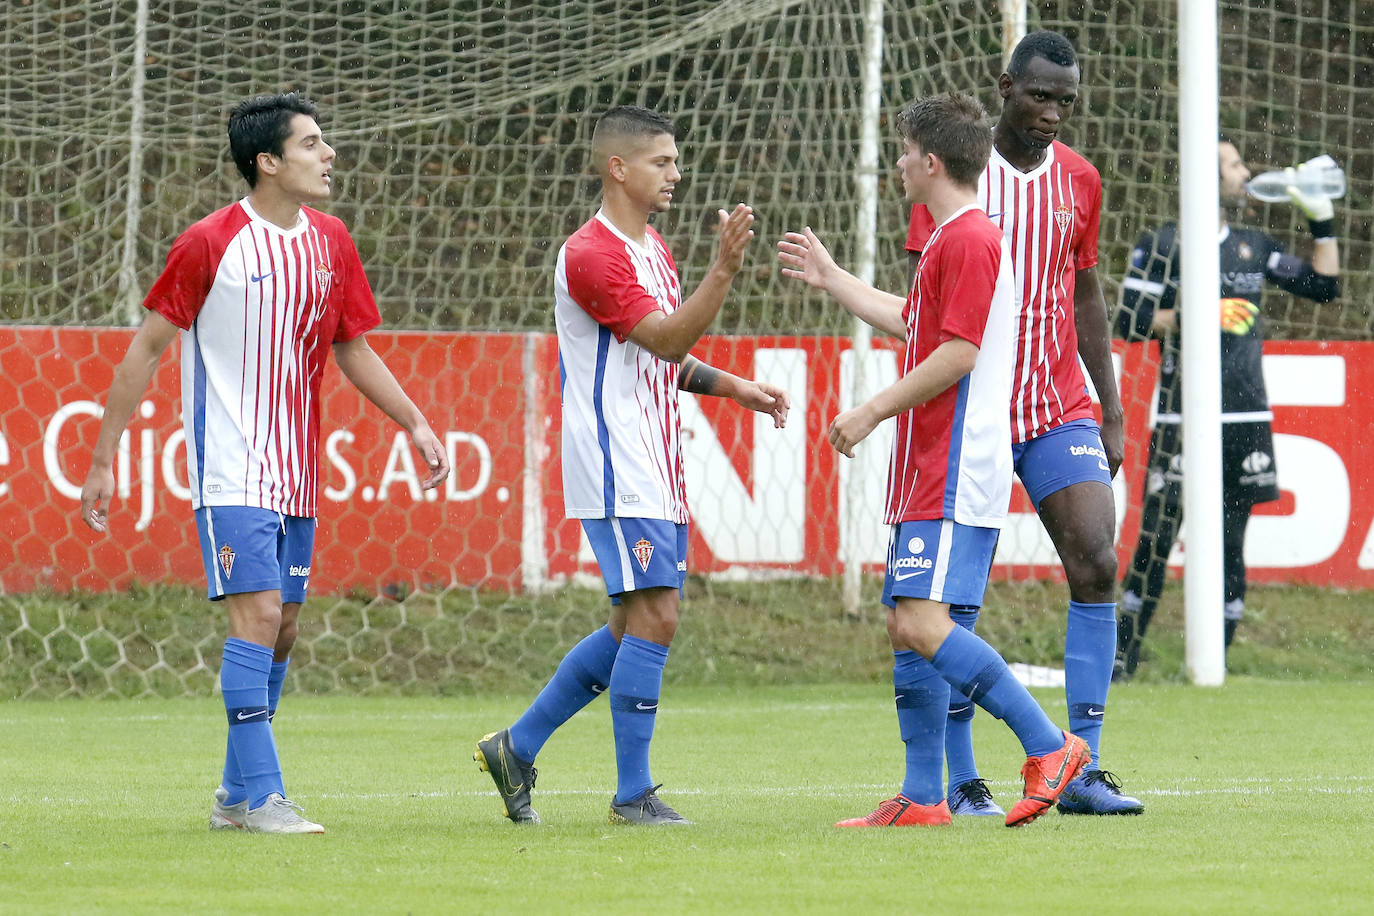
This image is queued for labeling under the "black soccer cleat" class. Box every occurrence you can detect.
[474,729,541,824]
[608,785,691,826]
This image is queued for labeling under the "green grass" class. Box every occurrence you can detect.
[2,680,1372,914]
[5,581,1373,699]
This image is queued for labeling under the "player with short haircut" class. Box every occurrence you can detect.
[905,30,1142,816]
[80,91,449,834]
[779,91,1090,828]
[1114,138,1340,677]
[475,105,789,827]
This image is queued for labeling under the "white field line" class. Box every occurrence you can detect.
[14,774,1374,807]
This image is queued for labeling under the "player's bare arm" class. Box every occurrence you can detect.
[678,355,789,428]
[332,335,450,489]
[828,337,978,458]
[1073,265,1125,476]
[80,311,180,532]
[777,227,906,339]
[628,204,754,363]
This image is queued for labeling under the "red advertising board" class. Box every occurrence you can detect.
[2,327,1371,594]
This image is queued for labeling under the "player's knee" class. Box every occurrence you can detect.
[886,607,943,658]
[1066,543,1118,599]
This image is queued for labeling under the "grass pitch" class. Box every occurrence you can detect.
[2,679,1371,914]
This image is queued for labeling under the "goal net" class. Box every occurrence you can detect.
[1,1,1370,696]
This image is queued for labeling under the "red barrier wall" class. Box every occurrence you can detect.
[2,328,1369,594]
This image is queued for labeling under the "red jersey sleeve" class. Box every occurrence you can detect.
[328,223,383,342]
[931,219,1001,348]
[906,203,936,253]
[144,226,216,330]
[563,240,664,343]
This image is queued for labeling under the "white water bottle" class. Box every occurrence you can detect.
[1246,154,1346,203]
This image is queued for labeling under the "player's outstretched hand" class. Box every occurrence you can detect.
[714,203,755,275]
[828,405,878,458]
[410,423,450,490]
[80,465,116,533]
[1285,166,1334,222]
[732,380,790,429]
[777,227,836,291]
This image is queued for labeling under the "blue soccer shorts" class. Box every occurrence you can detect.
[581,517,688,602]
[1012,418,1114,510]
[881,519,999,609]
[194,506,316,603]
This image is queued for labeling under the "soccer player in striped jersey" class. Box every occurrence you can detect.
[779,91,1090,828]
[905,31,1142,816]
[79,92,449,834]
[474,106,789,826]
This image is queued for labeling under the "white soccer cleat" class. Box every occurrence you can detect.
[209,785,249,830]
[243,793,326,834]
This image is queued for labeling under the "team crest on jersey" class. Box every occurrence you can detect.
[314,262,332,289]
[632,538,654,573]
[1054,204,1073,232]
[218,544,236,579]
[1237,242,1253,261]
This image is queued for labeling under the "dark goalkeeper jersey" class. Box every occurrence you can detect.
[1114,222,1338,420]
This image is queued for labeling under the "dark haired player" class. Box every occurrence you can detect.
[780,91,1090,828]
[906,31,1142,815]
[474,106,789,827]
[1114,138,1340,676]
[80,92,449,833]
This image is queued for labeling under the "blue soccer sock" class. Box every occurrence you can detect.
[929,625,1062,758]
[221,657,289,805]
[944,607,981,795]
[608,633,669,805]
[508,626,620,762]
[220,638,284,809]
[893,650,950,805]
[1065,601,1116,769]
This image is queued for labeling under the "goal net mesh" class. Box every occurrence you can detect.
[1,0,1369,696]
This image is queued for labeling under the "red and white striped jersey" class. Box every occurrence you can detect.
[886,206,1016,527]
[907,141,1101,443]
[145,199,380,516]
[555,211,687,522]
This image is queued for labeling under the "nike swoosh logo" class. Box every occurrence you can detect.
[235,710,266,721]
[985,211,1004,220]
[591,684,606,694]
[250,271,277,283]
[1098,460,1110,471]
[498,748,525,793]
[1043,748,1074,790]
[893,570,928,581]
[1087,709,1104,718]
[635,702,658,712]
[949,705,971,715]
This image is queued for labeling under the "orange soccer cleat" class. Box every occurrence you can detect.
[835,795,952,828]
[1005,730,1092,827]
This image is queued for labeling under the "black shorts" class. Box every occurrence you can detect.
[1145,420,1279,510]
[1222,420,1279,507]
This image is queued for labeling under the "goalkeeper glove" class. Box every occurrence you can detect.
[1219,297,1258,335]
[1285,164,1335,238]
